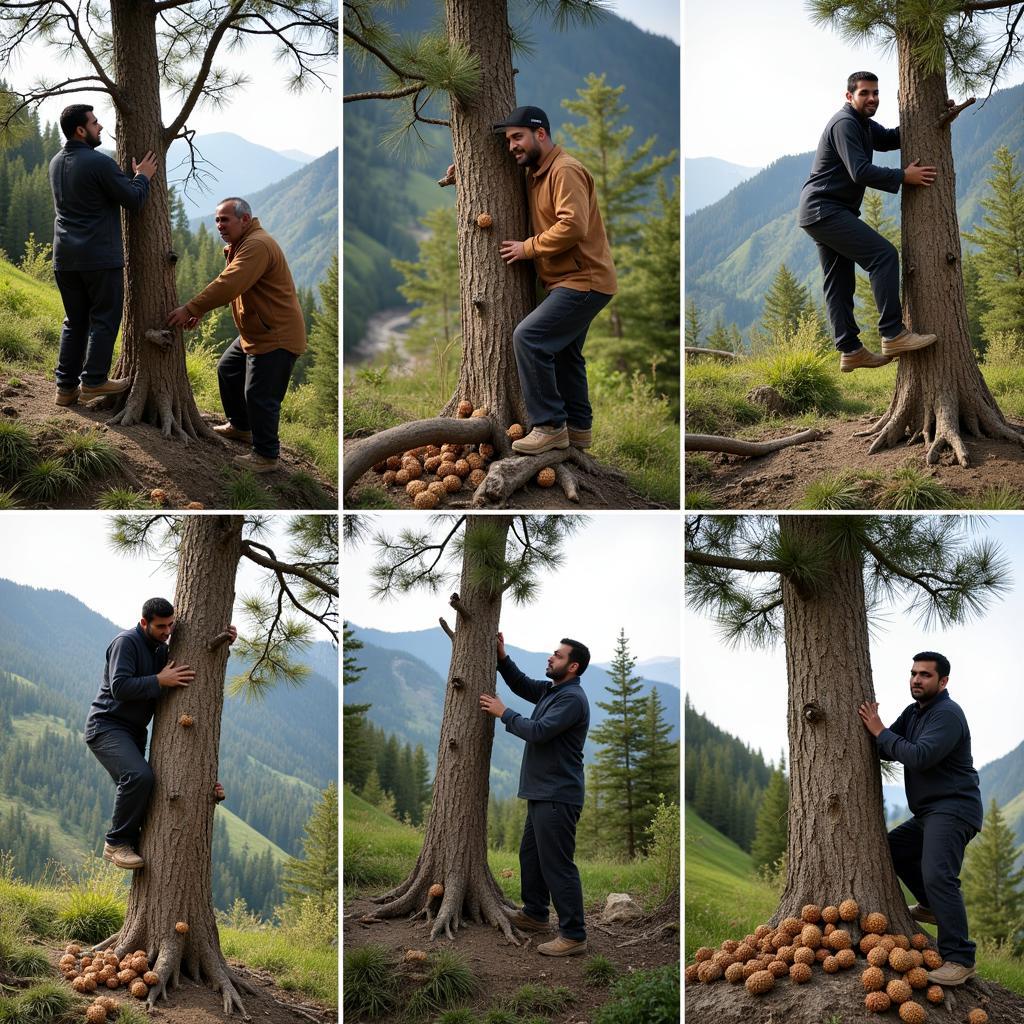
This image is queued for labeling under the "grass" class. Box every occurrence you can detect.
[18,459,78,503]
[220,927,337,1007]
[592,964,678,1024]
[0,420,34,480]
[583,955,618,987]
[222,469,276,510]
[797,472,866,510]
[96,488,154,510]
[501,984,574,1015]
[55,887,124,944]
[404,949,477,1017]
[342,944,399,1018]
[53,431,121,480]
[876,465,956,510]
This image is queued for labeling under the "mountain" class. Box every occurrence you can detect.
[280,149,317,163]
[686,83,1024,337]
[685,157,761,215]
[979,738,1024,864]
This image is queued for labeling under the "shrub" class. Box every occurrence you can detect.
[760,347,840,413]
[593,965,679,1024]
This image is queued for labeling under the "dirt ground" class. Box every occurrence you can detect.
[343,895,680,1023]
[2,373,336,510]
[689,415,1024,510]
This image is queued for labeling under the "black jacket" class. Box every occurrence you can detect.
[85,624,167,744]
[875,689,984,831]
[49,141,150,271]
[497,655,589,806]
[798,103,903,226]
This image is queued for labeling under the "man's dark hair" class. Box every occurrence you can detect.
[141,597,174,621]
[60,104,93,141]
[913,650,950,679]
[847,71,878,93]
[561,638,590,676]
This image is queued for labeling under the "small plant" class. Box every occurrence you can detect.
[55,888,124,944]
[407,950,477,1015]
[684,487,717,510]
[273,470,332,509]
[113,1004,148,1024]
[342,944,399,1019]
[0,421,34,481]
[434,1011,477,1024]
[761,347,840,413]
[969,483,1024,509]
[583,954,618,987]
[480,1012,517,1024]
[223,469,275,510]
[19,459,77,504]
[0,486,20,509]
[502,984,574,1015]
[877,466,955,510]
[55,431,121,480]
[0,931,50,977]
[13,983,73,1023]
[797,472,865,510]
[593,965,679,1024]
[96,488,154,510]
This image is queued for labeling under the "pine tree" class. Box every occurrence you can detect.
[963,251,990,358]
[411,745,431,826]
[281,782,338,911]
[361,767,386,808]
[343,622,371,792]
[750,753,789,874]
[855,191,900,347]
[684,298,704,348]
[634,688,677,836]
[962,797,1024,946]
[758,264,810,343]
[706,316,744,354]
[308,254,339,425]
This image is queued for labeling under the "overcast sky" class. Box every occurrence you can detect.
[686,0,1024,167]
[344,513,681,664]
[608,1,679,43]
[686,516,1024,778]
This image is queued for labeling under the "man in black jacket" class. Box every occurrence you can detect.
[86,598,232,869]
[799,72,939,372]
[859,651,983,986]
[49,104,158,407]
[480,633,590,956]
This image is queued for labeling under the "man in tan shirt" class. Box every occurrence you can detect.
[167,197,306,473]
[495,105,617,455]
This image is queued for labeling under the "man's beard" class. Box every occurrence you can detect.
[546,666,567,682]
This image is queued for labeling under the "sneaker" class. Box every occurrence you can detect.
[102,843,144,870]
[840,347,892,372]
[926,962,976,986]
[909,903,938,925]
[511,425,569,455]
[55,386,80,407]
[233,451,279,474]
[213,422,253,443]
[881,329,938,356]
[80,378,130,398]
[567,426,592,448]
[510,910,551,933]
[537,935,588,957]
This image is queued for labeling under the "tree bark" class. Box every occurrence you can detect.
[776,517,916,937]
[859,30,1023,466]
[106,1,215,442]
[104,515,248,1013]
[370,516,521,942]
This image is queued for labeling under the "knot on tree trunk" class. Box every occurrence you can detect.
[803,702,824,724]
[145,329,173,350]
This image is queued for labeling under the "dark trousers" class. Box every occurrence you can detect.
[53,268,124,389]
[217,338,297,458]
[512,288,612,429]
[519,800,585,941]
[802,209,905,353]
[888,814,978,966]
[87,728,153,849]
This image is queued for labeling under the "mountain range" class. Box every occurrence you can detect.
[685,157,761,216]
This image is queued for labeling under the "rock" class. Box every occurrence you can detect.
[601,892,643,925]
[745,385,790,416]
[1,406,17,417]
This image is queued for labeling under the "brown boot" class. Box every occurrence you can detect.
[80,378,130,398]
[839,347,892,372]
[511,425,569,455]
[55,386,80,407]
[909,903,938,925]
[510,910,551,933]
[567,426,592,448]
[537,935,588,957]
[102,843,144,870]
[926,962,976,986]
[881,329,938,356]
[214,422,253,443]
[233,451,279,474]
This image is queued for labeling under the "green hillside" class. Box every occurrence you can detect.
[0,793,88,866]
[219,806,288,864]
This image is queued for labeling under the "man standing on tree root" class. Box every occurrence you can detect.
[858,651,982,987]
[86,598,233,870]
[799,72,942,373]
[480,632,591,956]
[167,198,306,474]
[49,105,158,407]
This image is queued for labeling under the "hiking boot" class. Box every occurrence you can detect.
[926,962,976,986]
[840,347,892,372]
[881,329,938,356]
[909,903,938,925]
[55,386,80,407]
[567,426,592,448]
[537,936,588,957]
[80,378,130,398]
[102,843,144,870]
[511,424,569,455]
[233,451,279,474]
[510,910,551,933]
[213,422,253,443]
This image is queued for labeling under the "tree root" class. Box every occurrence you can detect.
[472,446,627,508]
[684,429,822,457]
[107,379,217,444]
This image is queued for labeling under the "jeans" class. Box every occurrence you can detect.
[87,727,153,849]
[512,288,612,429]
[53,268,124,389]
[217,338,297,458]
[802,209,905,352]
[520,800,585,941]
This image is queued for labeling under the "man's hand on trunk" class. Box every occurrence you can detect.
[858,700,884,736]
[480,693,506,718]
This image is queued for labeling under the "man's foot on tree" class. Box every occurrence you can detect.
[80,378,130,398]
[909,903,938,925]
[511,424,570,455]
[839,347,892,372]
[926,961,976,986]
[510,910,551,932]
[214,422,253,443]
[214,781,226,802]
[55,386,80,406]
[881,329,938,356]
[537,935,587,956]
[233,451,279,474]
[102,843,144,869]
[567,425,592,448]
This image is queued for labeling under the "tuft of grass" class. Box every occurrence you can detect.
[113,1004,149,1024]
[966,483,1024,510]
[0,932,50,977]
[0,486,20,509]
[502,984,574,1015]
[406,950,477,1016]
[342,944,399,1019]
[346,485,397,510]
[0,420,34,480]
[18,459,78,503]
[877,466,955,510]
[96,488,154,510]
[583,954,618,987]
[222,469,275,510]
[54,430,121,480]
[434,1011,477,1024]
[55,888,124,944]
[480,1012,517,1024]
[12,983,73,1023]
[684,487,718,510]
[592,964,679,1024]
[0,311,39,362]
[273,470,332,510]
[759,347,840,413]
[797,472,865,510]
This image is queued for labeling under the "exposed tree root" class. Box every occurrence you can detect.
[684,346,737,360]
[684,429,822,457]
[107,377,217,443]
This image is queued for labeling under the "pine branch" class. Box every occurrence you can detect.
[240,539,339,597]
[344,82,422,102]
[342,23,421,82]
[683,549,789,575]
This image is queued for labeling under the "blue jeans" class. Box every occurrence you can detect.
[87,727,153,849]
[54,268,124,388]
[520,800,585,941]
[512,288,612,429]
[217,338,297,458]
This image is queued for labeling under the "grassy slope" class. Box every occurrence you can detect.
[0,260,65,320]
[0,793,88,866]
[218,806,288,864]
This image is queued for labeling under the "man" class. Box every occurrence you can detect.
[480,632,591,956]
[858,651,983,986]
[493,105,616,455]
[85,598,233,869]
[49,105,158,406]
[798,73,940,372]
[167,198,306,473]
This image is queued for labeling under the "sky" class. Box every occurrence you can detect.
[0,513,336,647]
[343,512,681,664]
[608,1,679,43]
[686,0,1024,167]
[686,515,1024,779]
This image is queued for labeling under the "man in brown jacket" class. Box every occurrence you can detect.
[495,105,617,455]
[167,198,306,473]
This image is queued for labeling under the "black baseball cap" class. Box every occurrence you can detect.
[493,105,550,134]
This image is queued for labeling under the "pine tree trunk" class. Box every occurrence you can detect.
[105,1,215,441]
[860,31,1022,466]
[372,516,521,942]
[101,516,249,1014]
